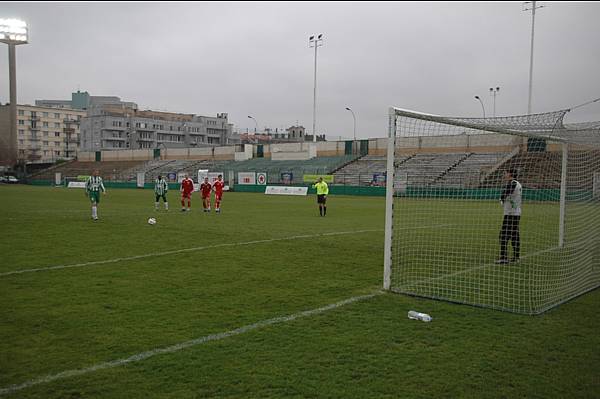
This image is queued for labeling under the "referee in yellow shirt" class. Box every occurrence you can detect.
[312,177,329,217]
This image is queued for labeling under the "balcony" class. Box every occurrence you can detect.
[65,137,80,144]
[30,136,41,142]
[63,118,80,124]
[135,126,156,132]
[30,115,40,121]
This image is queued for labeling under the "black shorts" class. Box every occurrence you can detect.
[317,194,327,204]
[155,194,167,202]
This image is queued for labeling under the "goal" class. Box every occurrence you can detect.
[383,107,600,314]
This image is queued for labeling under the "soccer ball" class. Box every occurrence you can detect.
[148,217,157,225]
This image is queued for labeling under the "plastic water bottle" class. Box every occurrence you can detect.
[408,310,432,322]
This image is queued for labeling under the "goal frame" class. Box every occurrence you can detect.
[382,106,585,314]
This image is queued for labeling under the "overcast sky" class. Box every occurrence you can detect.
[1,2,599,139]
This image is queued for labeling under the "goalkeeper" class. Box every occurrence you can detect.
[312,177,329,217]
[496,169,522,264]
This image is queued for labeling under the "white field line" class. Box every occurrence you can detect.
[0,229,379,277]
[0,224,452,278]
[405,245,560,287]
[0,291,382,396]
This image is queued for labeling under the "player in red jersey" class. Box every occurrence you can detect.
[180,174,194,212]
[200,177,212,212]
[212,174,225,213]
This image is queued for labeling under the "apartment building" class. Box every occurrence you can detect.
[0,104,87,163]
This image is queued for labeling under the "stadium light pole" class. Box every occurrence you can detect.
[489,87,500,117]
[523,1,544,115]
[309,33,324,143]
[0,18,28,168]
[474,96,486,119]
[345,107,356,154]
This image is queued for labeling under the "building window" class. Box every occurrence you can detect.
[54,122,60,128]
[55,151,60,156]
[18,109,24,116]
[55,142,60,147]
[43,131,49,137]
[43,141,49,145]
[44,150,49,156]
[19,139,24,145]
[55,132,60,137]
[43,112,48,117]
[19,129,24,135]
[43,122,49,127]
[18,120,24,125]
[54,113,60,119]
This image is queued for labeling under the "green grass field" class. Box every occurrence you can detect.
[0,185,598,398]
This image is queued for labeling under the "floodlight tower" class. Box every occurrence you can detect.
[523,1,545,115]
[0,18,28,167]
[309,34,324,143]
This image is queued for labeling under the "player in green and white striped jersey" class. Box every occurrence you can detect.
[154,175,169,211]
[85,169,106,221]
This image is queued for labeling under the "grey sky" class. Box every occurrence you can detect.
[1,2,599,139]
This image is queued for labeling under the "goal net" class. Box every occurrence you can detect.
[383,107,600,314]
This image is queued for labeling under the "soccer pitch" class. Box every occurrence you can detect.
[1,185,598,398]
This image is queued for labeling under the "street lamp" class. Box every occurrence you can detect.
[247,116,258,144]
[474,96,486,119]
[345,107,356,154]
[489,86,500,117]
[309,33,324,143]
[247,115,258,133]
[0,18,28,168]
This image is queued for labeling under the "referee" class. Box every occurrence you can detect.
[313,177,329,217]
[496,169,522,264]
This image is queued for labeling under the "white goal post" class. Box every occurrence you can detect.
[383,106,600,314]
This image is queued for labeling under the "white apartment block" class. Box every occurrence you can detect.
[13,105,87,163]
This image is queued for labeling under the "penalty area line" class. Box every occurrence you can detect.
[0,229,383,278]
[0,291,382,396]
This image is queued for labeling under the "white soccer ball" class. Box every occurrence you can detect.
[148,217,157,225]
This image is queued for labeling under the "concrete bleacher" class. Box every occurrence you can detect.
[431,152,507,188]
[484,152,563,189]
[217,155,357,184]
[122,160,176,181]
[395,153,469,187]
[31,160,145,181]
[333,155,390,186]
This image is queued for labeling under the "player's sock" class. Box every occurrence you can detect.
[319,206,322,216]
[324,206,327,216]
[165,202,169,210]
[155,202,159,210]
[92,206,97,219]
